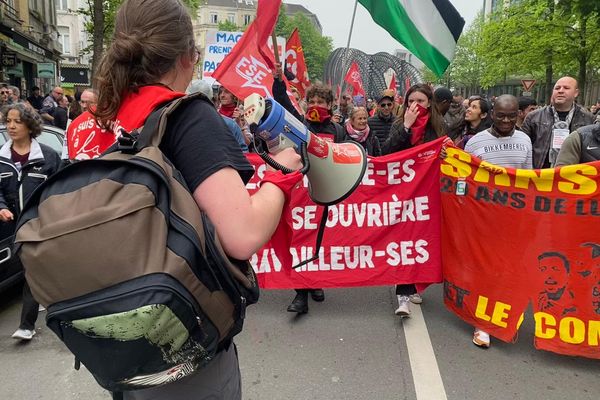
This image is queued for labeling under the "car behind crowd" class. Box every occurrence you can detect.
[0,124,63,292]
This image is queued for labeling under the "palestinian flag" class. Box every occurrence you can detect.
[358,0,464,77]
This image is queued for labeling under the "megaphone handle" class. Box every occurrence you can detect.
[292,204,328,269]
[256,142,310,175]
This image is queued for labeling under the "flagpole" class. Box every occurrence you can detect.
[337,0,359,108]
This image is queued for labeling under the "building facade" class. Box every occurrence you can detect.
[284,3,322,34]
[0,0,62,98]
[56,0,91,94]
[193,0,257,58]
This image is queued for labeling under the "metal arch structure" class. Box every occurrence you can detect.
[323,48,423,100]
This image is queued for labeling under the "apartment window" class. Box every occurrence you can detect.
[210,13,218,24]
[243,14,251,25]
[58,26,71,55]
[227,13,235,23]
[57,0,68,11]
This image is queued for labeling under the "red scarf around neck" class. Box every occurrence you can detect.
[219,103,237,118]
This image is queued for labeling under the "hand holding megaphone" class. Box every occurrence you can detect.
[267,148,302,172]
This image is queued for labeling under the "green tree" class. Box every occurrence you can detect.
[274,12,333,81]
[80,0,201,80]
[218,20,240,32]
[471,0,600,102]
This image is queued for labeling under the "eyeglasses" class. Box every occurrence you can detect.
[494,112,518,120]
[53,90,64,95]
[0,91,9,95]
[380,102,393,108]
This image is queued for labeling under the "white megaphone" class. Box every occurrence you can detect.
[244,93,367,206]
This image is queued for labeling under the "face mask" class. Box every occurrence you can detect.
[306,106,331,123]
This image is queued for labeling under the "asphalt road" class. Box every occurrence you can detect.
[0,283,598,400]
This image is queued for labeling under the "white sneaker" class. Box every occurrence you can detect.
[409,293,423,304]
[395,296,411,317]
[473,329,490,348]
[11,328,36,341]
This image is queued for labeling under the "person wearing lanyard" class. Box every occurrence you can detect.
[521,76,594,169]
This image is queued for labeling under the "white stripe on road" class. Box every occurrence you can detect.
[402,305,448,400]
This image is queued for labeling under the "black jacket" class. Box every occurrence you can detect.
[521,104,594,168]
[0,139,61,218]
[54,106,68,130]
[368,111,394,146]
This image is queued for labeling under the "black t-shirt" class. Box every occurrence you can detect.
[557,110,569,121]
[158,99,254,192]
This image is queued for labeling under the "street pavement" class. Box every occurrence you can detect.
[0,283,598,400]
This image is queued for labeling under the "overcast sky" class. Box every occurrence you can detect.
[290,0,479,54]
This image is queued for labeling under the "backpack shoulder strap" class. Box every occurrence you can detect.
[136,92,212,149]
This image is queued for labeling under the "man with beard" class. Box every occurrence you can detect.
[522,77,593,168]
[368,90,396,146]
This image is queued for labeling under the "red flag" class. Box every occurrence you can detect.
[285,28,311,98]
[344,62,366,98]
[212,0,281,99]
[405,77,412,93]
[388,72,397,92]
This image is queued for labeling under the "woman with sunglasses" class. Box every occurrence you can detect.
[381,84,446,316]
[454,96,493,149]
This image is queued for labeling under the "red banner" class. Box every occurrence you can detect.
[285,29,310,98]
[212,0,280,99]
[441,147,600,359]
[246,139,444,289]
[344,62,366,98]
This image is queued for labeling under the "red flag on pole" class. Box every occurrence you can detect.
[344,62,366,98]
[212,0,281,99]
[388,72,397,92]
[404,77,412,93]
[285,28,311,98]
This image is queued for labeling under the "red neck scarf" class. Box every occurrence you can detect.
[114,85,185,135]
[219,103,237,118]
[306,106,331,123]
[410,104,431,145]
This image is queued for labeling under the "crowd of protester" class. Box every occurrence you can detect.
[3,72,600,346]
[2,2,600,397]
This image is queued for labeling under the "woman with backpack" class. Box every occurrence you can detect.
[0,103,61,341]
[91,0,301,398]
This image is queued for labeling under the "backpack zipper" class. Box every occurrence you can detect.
[47,278,203,330]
